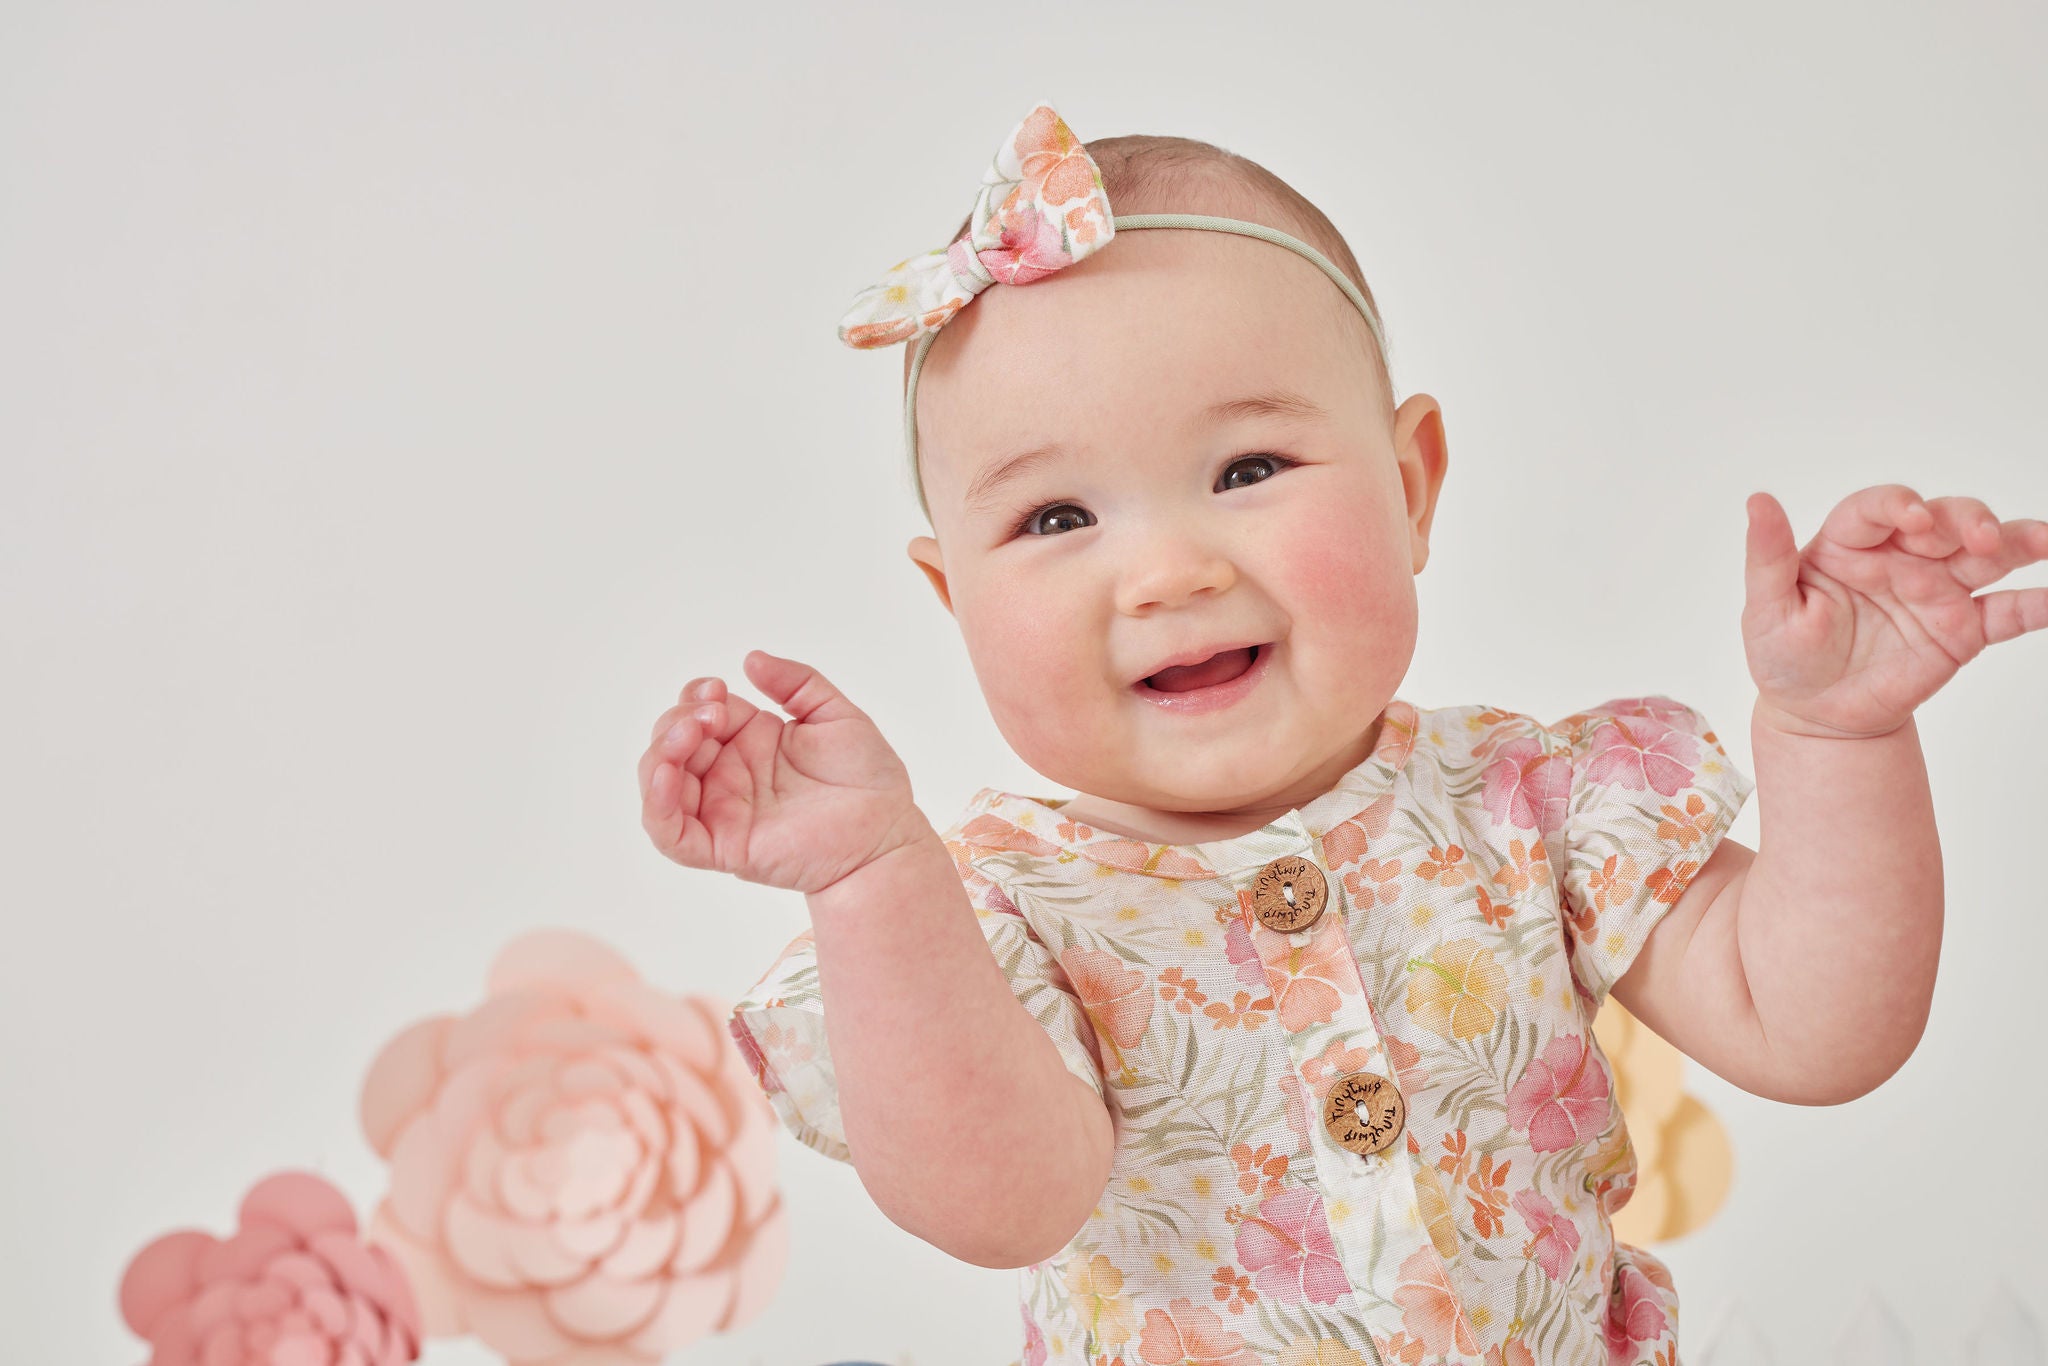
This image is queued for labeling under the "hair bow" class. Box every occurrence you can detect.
[837,103,1113,350]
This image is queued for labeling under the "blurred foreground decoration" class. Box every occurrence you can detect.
[360,929,788,1364]
[118,1170,423,1365]
[1593,996,1734,1244]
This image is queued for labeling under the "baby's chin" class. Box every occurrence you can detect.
[1052,749,1329,820]
[1032,699,1397,821]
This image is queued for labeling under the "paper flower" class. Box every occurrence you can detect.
[118,1169,422,1366]
[360,929,788,1365]
[1593,997,1734,1242]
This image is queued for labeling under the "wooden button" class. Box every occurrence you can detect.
[1251,855,1327,933]
[1322,1071,1405,1157]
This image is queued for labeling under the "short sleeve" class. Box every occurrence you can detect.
[726,857,1106,1166]
[1547,696,1754,1014]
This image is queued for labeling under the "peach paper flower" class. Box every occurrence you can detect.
[359,929,788,1365]
[118,1169,422,1366]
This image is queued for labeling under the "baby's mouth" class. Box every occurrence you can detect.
[1141,644,1263,694]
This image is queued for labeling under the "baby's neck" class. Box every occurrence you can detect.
[1053,712,1387,847]
[1052,795,1275,846]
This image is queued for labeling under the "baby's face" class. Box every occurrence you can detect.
[907,227,1449,824]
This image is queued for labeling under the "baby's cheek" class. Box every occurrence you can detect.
[957,580,1100,733]
[1273,498,1414,625]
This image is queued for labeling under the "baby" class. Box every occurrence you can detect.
[637,104,2047,1365]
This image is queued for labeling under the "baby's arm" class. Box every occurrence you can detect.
[642,654,1115,1268]
[1613,486,2046,1104]
[1610,707,1940,1106]
[807,828,1116,1267]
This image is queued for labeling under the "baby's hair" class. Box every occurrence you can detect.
[902,132,1398,496]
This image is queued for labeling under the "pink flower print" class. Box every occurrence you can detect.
[1383,1035,1430,1098]
[1319,791,1393,869]
[1064,199,1107,249]
[1511,1190,1581,1282]
[1604,696,1698,726]
[1342,857,1404,910]
[1137,1296,1260,1365]
[1061,947,1154,1071]
[1158,967,1209,1015]
[1222,909,1268,991]
[758,1018,814,1071]
[976,198,1072,285]
[1393,1247,1480,1358]
[980,875,1025,917]
[1232,1188,1347,1307]
[1252,918,1362,1032]
[952,815,1063,862]
[1279,1071,1311,1147]
[1022,1301,1049,1366]
[1603,1263,1670,1364]
[1582,717,1701,799]
[1012,106,1098,204]
[1300,1040,1381,1101]
[1481,737,1572,836]
[1508,1034,1612,1152]
[730,1011,774,1095]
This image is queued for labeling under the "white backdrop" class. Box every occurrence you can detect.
[5,2,2045,1362]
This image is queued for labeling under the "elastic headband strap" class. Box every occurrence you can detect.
[905,213,1387,522]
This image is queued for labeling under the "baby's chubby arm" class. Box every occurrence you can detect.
[806,829,1116,1267]
[1610,487,2048,1106]
[640,650,1113,1268]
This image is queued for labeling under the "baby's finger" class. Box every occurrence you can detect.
[1977,584,2048,647]
[669,693,767,766]
[637,704,731,799]
[642,759,714,865]
[743,649,871,727]
[1743,492,1802,619]
[638,711,706,795]
[649,678,727,744]
[649,693,744,751]
[1941,517,2048,591]
[1817,483,1929,550]
[1919,495,2001,558]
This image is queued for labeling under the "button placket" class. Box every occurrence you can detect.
[1239,843,1487,1366]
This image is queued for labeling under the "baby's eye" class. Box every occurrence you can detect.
[1009,453,1299,539]
[1218,453,1294,490]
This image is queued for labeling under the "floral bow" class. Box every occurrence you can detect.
[837,102,1114,350]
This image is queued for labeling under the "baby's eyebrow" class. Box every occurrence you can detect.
[966,443,1067,517]
[963,388,1329,517]
[1203,388,1328,425]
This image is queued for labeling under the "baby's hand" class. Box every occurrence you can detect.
[1742,485,2048,738]
[638,650,930,894]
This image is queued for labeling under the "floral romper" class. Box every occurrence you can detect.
[729,696,1754,1366]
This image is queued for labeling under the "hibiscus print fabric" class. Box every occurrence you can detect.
[730,698,1752,1365]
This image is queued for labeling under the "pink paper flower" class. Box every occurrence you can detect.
[359,930,788,1365]
[118,1170,422,1366]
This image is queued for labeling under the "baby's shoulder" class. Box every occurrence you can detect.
[1408,700,1560,769]
[1410,695,1725,767]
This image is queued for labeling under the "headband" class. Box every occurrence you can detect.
[835,101,1389,521]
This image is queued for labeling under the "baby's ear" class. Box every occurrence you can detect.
[1390,394,1450,573]
[906,535,955,615]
